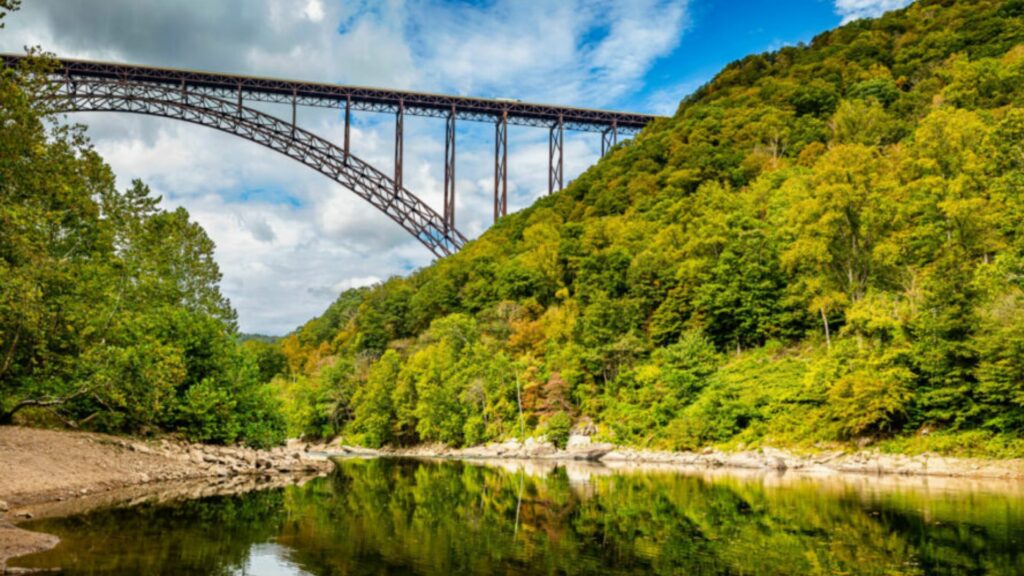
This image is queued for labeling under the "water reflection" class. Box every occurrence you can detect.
[13,458,1024,575]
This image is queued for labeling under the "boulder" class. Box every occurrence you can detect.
[565,434,591,449]
[128,443,154,455]
[761,448,790,471]
[569,447,613,461]
[525,441,557,457]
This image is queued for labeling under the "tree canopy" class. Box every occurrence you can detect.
[0,51,284,447]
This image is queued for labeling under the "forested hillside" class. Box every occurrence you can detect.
[0,47,286,447]
[274,0,1024,456]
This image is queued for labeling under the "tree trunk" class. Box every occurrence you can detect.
[820,306,831,349]
[0,329,20,381]
[515,374,525,443]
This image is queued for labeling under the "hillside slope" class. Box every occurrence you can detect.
[274,0,1024,456]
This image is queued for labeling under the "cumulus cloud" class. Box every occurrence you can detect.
[412,0,688,105]
[834,0,913,24]
[303,0,326,23]
[0,0,688,333]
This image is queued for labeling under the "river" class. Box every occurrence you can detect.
[10,457,1024,575]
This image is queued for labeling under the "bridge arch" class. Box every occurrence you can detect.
[47,77,467,258]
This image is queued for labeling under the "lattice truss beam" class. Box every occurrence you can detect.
[53,77,467,258]
[5,54,661,257]
[2,54,654,134]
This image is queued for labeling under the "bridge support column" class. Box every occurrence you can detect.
[395,98,404,193]
[601,120,618,156]
[444,105,456,230]
[494,110,508,222]
[291,88,297,139]
[549,113,564,194]
[344,95,351,165]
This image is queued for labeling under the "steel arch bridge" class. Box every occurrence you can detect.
[1,54,660,258]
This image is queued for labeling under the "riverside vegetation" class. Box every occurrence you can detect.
[270,0,1024,457]
[0,46,286,444]
[5,0,1024,460]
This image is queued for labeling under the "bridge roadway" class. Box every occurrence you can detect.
[1,53,661,257]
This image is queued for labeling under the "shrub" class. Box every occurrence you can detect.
[545,412,573,449]
[463,415,486,447]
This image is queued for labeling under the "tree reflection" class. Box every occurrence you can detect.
[14,459,1024,575]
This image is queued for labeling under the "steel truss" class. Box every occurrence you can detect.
[45,77,466,258]
[443,106,456,229]
[3,54,662,256]
[494,111,508,221]
[549,115,564,195]
[601,121,618,156]
[2,54,654,134]
[395,98,404,193]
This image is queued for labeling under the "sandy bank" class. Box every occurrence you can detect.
[0,426,333,572]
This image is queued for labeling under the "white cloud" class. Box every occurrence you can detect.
[333,276,382,293]
[834,0,913,24]
[304,0,325,22]
[412,0,687,106]
[1,0,689,334]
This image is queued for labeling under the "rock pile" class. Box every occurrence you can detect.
[106,438,334,483]
[376,436,615,461]
[339,437,1024,480]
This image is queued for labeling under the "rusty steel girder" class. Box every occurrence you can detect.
[444,106,456,229]
[601,121,618,156]
[494,111,508,222]
[46,77,467,258]
[548,114,564,195]
[3,53,663,257]
[1,54,655,134]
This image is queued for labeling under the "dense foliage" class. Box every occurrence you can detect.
[0,51,285,447]
[276,0,1024,455]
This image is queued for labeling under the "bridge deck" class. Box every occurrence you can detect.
[1,54,659,133]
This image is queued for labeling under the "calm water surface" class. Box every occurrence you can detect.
[12,457,1024,575]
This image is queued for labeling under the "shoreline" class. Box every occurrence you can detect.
[4,426,1023,572]
[0,426,333,573]
[329,437,1024,481]
[0,473,329,575]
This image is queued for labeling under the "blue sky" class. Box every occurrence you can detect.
[638,0,840,112]
[0,0,912,334]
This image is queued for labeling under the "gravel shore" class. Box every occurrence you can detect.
[0,426,333,573]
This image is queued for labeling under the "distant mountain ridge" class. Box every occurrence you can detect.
[237,333,280,344]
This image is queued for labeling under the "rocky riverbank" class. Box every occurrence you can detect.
[342,435,1024,480]
[0,426,334,573]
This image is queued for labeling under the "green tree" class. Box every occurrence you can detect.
[352,350,400,447]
